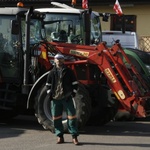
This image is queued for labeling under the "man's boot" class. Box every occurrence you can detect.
[72,137,79,145]
[57,137,64,144]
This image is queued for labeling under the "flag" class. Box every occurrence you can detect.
[113,0,123,16]
[82,0,88,9]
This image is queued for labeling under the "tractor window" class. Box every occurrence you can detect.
[21,19,43,45]
[30,20,43,44]
[43,14,82,44]
[0,16,20,80]
[91,12,102,45]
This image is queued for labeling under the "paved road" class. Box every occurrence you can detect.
[0,115,150,150]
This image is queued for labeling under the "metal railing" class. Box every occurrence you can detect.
[139,36,150,52]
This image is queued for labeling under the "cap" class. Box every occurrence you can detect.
[54,54,65,59]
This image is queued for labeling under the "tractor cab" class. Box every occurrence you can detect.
[36,2,102,45]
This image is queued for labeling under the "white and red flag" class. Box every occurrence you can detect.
[113,0,123,16]
[82,0,88,9]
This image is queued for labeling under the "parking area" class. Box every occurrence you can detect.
[0,115,150,150]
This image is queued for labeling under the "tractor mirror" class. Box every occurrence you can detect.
[99,13,110,22]
[11,20,19,35]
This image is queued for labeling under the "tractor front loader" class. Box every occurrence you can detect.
[30,40,150,131]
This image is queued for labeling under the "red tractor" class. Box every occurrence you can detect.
[27,40,150,131]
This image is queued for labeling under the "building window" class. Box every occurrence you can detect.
[110,15,136,32]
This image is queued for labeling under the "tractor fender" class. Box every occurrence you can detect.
[27,71,50,109]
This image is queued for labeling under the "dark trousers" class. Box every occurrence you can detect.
[51,96,79,137]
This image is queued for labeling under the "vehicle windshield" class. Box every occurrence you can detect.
[44,13,81,44]
[43,12,102,45]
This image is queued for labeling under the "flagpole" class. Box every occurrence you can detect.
[121,14,125,33]
[113,0,124,33]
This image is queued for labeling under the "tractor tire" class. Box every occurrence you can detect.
[35,83,91,132]
[114,110,135,121]
[87,85,118,126]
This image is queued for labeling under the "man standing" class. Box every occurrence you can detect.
[46,53,79,145]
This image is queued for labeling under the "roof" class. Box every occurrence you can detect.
[36,8,83,14]
[0,7,28,15]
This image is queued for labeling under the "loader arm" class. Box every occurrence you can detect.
[39,41,150,118]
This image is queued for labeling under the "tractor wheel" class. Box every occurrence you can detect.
[87,85,118,126]
[114,110,135,121]
[35,83,91,132]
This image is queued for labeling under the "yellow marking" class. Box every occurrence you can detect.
[70,50,89,57]
[104,68,116,83]
[114,92,120,100]
[118,90,125,99]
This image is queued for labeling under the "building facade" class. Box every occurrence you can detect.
[91,1,150,51]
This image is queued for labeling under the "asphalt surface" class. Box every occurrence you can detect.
[0,115,150,150]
